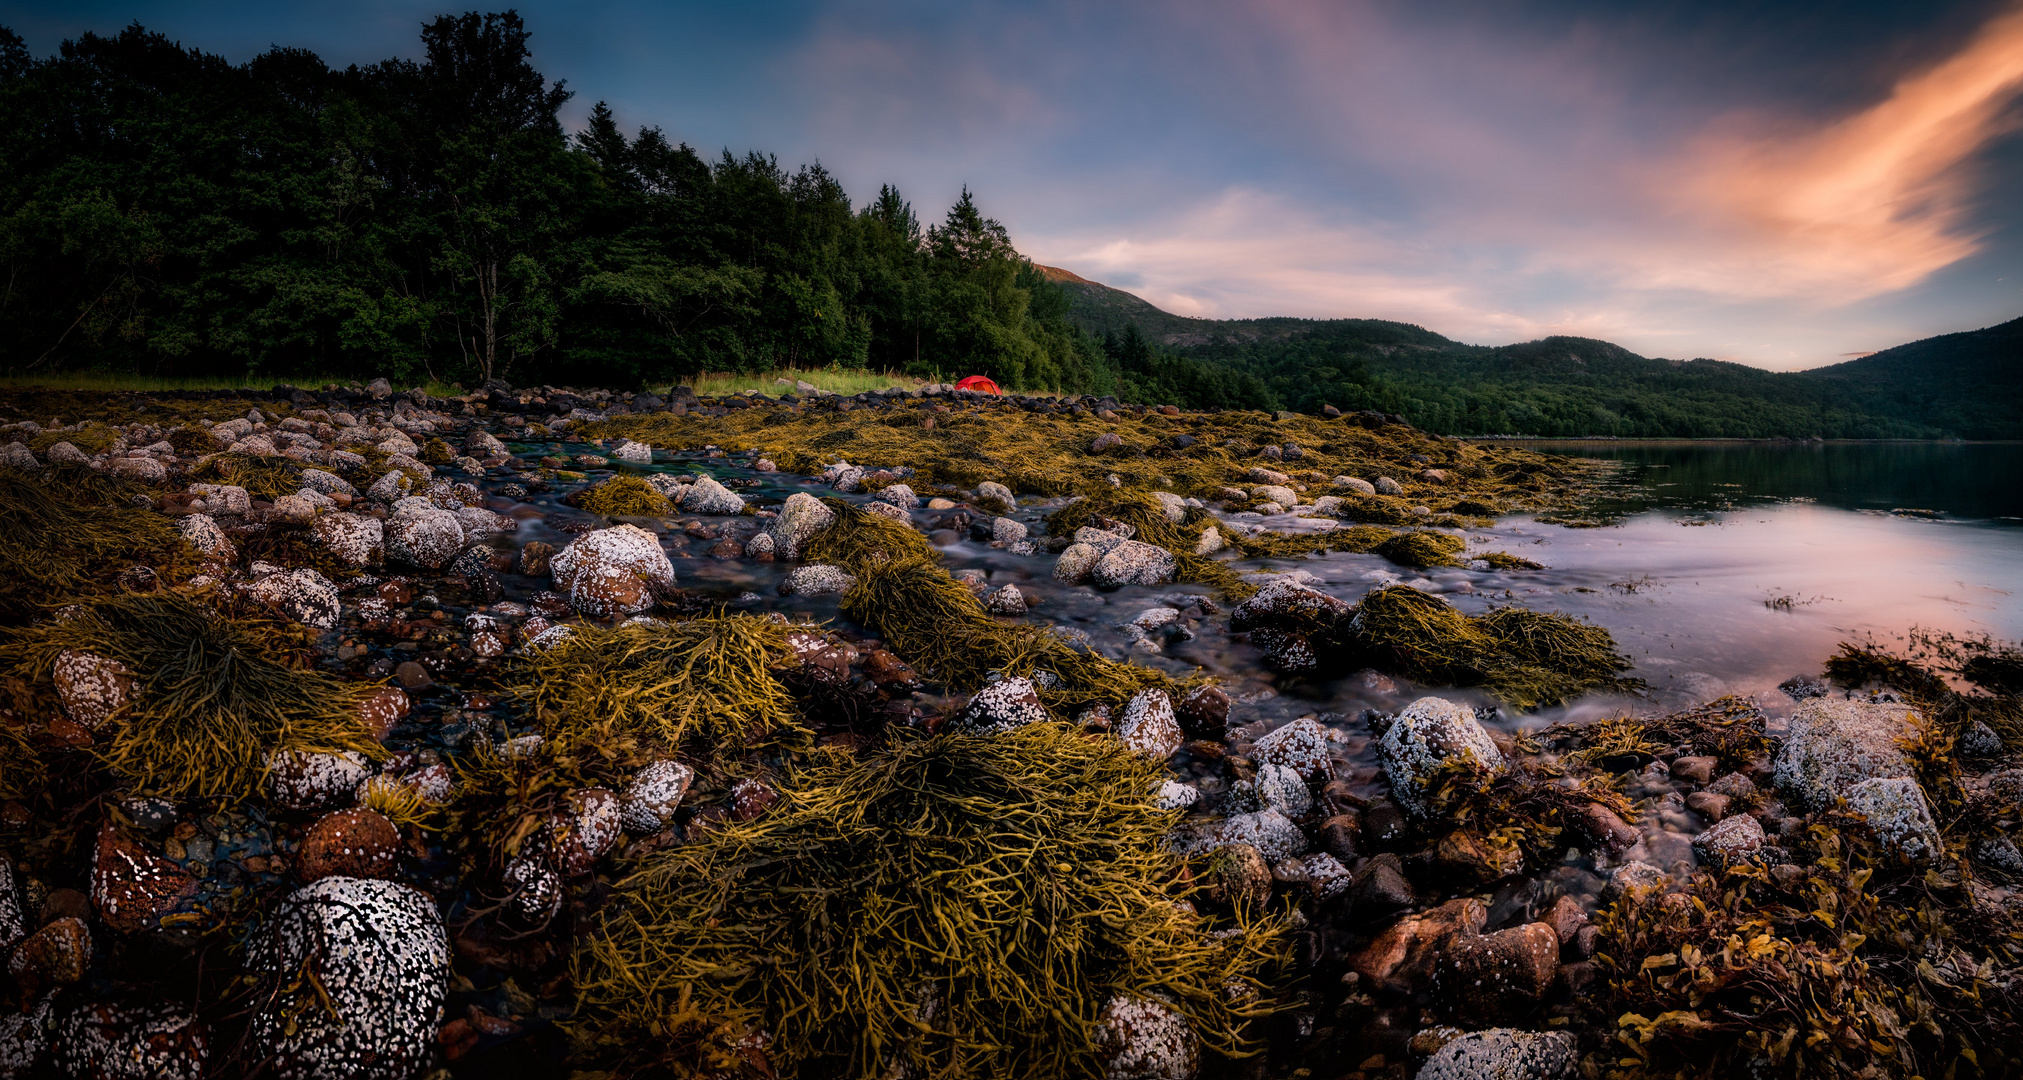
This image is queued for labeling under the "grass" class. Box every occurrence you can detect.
[662,367,930,398]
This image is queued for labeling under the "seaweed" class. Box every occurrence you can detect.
[1371,530,1465,568]
[0,465,194,619]
[507,614,805,757]
[447,722,657,873]
[185,451,305,500]
[569,723,1288,1079]
[578,475,675,517]
[0,592,384,801]
[1542,697,1770,774]
[1420,757,1635,868]
[1343,586,1639,709]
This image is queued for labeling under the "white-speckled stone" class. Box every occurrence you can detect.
[1377,697,1504,818]
[551,524,676,616]
[52,649,132,732]
[1774,698,1921,810]
[1091,541,1178,588]
[311,512,383,567]
[1845,776,1943,862]
[267,750,371,811]
[1251,717,1340,780]
[779,564,856,596]
[951,677,1047,735]
[1415,1028,1578,1080]
[679,476,746,515]
[976,481,1015,511]
[187,483,251,514]
[1202,809,1306,861]
[299,469,356,498]
[610,440,653,463]
[1096,995,1197,1080]
[1117,689,1183,758]
[875,483,918,508]
[765,492,835,558]
[1691,812,1766,866]
[620,760,695,833]
[51,1001,206,1080]
[0,856,21,952]
[365,470,412,503]
[1053,542,1102,584]
[1154,780,1199,811]
[384,500,463,569]
[244,567,341,629]
[177,514,236,560]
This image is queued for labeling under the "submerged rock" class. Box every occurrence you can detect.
[1377,697,1504,818]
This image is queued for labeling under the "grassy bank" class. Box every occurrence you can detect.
[662,368,930,398]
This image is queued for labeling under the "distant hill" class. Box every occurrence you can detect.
[1038,265,2023,439]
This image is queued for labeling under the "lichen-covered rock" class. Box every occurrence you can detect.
[1053,542,1102,584]
[267,750,372,811]
[976,481,1015,511]
[1773,697,1921,809]
[92,825,197,934]
[680,475,746,515]
[950,677,1047,735]
[248,877,448,1080]
[1095,995,1197,1080]
[766,492,836,559]
[365,469,412,503]
[550,788,623,876]
[779,564,856,596]
[1435,924,1560,1024]
[1200,809,1306,861]
[311,512,383,567]
[177,514,236,560]
[52,649,132,732]
[1377,697,1504,818]
[244,567,341,629]
[1251,717,1339,779]
[104,457,166,484]
[1091,540,1178,588]
[454,505,514,540]
[990,516,1028,544]
[984,583,1027,615]
[1374,476,1405,496]
[384,498,463,569]
[1416,1028,1579,1080]
[611,440,653,463]
[1691,812,1766,866]
[620,760,695,833]
[876,483,918,508]
[551,524,676,616]
[1116,689,1182,758]
[44,440,87,466]
[0,442,39,469]
[298,808,401,882]
[1845,777,1943,862]
[51,1002,208,1080]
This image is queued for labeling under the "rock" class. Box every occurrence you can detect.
[1251,717,1337,779]
[244,567,341,628]
[1192,526,1225,555]
[611,440,653,463]
[1708,771,1757,799]
[950,677,1047,735]
[392,660,432,690]
[0,859,20,952]
[1352,852,1416,916]
[1150,491,1187,522]
[297,809,400,882]
[1090,433,1123,452]
[1845,777,1943,862]
[1973,836,2023,871]
[1205,809,1305,861]
[766,492,836,558]
[91,825,197,934]
[519,541,556,577]
[1253,484,1297,507]
[103,457,166,484]
[1601,861,1666,900]
[1205,844,1272,909]
[1374,476,1405,496]
[1295,851,1352,901]
[353,686,408,740]
[1244,466,1291,485]
[1095,995,1196,1080]
[248,877,447,1080]
[1318,813,1361,861]
[1154,780,1199,811]
[384,499,463,569]
[0,442,38,469]
[1685,790,1731,821]
[779,564,856,596]
[1435,922,1560,1023]
[549,788,623,876]
[1572,801,1639,852]
[680,475,746,515]
[502,856,564,924]
[1545,894,1588,946]
[6,917,91,994]
[1774,698,1923,809]
[267,750,372,811]
[976,481,1015,511]
[1232,763,1310,816]
[1091,540,1177,588]
[177,514,236,560]
[51,1001,208,1080]
[1347,896,1480,983]
[366,377,392,399]
[1229,577,1351,630]
[984,583,1027,615]
[871,483,919,510]
[1176,684,1230,740]
[743,530,777,560]
[1961,721,2004,757]
[1117,689,1183,758]
[1416,1028,1579,1080]
[620,760,695,833]
[1670,755,1717,784]
[311,512,383,566]
[187,483,251,514]
[991,516,1028,544]
[52,650,133,732]
[365,469,412,503]
[464,430,508,457]
[1053,542,1102,584]
[551,524,677,616]
[454,505,514,540]
[45,441,87,465]
[1436,830,1524,885]
[1691,813,1766,866]
[1337,477,1377,496]
[270,493,316,523]
[1377,697,1505,818]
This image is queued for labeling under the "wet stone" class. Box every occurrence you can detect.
[297,809,401,882]
[950,677,1047,735]
[92,824,199,934]
[1416,1028,1578,1080]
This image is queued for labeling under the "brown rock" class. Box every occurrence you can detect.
[1670,756,1717,784]
[549,788,623,875]
[1347,897,1486,986]
[1573,801,1639,852]
[1436,829,1524,885]
[52,650,133,732]
[355,685,410,739]
[1204,843,1272,911]
[7,916,92,993]
[1436,922,1560,1024]
[863,649,919,689]
[518,541,556,577]
[1176,684,1231,740]
[297,809,400,883]
[1318,813,1361,861]
[91,826,197,934]
[392,661,433,691]
[1545,894,1587,947]
[730,779,778,822]
[1685,790,1731,821]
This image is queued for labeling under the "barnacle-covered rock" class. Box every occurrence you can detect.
[679,475,746,515]
[454,505,515,540]
[984,583,1027,615]
[267,750,372,811]
[1416,1027,1578,1080]
[354,686,409,740]
[0,995,53,1079]
[1230,763,1310,817]
[503,855,563,923]
[1053,542,1102,584]
[550,524,676,616]
[1377,697,1504,818]
[1773,697,1921,810]
[300,468,356,498]
[310,511,383,567]
[248,877,448,1080]
[365,469,412,503]
[384,498,463,569]
[876,483,918,508]
[91,825,197,934]
[188,483,251,514]
[243,567,341,629]
[297,808,400,883]
[51,1001,207,1080]
[610,439,653,463]
[1250,717,1338,779]
[766,492,836,559]
[779,564,856,597]
[1095,995,1197,1080]
[1090,540,1177,588]
[177,513,235,561]
[620,760,695,833]
[550,788,623,876]
[104,457,166,484]
[1845,776,1943,862]
[1691,812,1765,866]
[1116,689,1182,759]
[949,677,1046,735]
[1196,809,1306,862]
[1434,923,1560,1024]
[52,649,133,732]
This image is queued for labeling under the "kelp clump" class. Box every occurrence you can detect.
[809,502,1178,712]
[1544,696,1771,774]
[1346,586,1636,708]
[508,615,803,757]
[571,724,1286,1079]
[578,474,675,517]
[0,465,193,619]
[0,592,383,800]
[1825,632,2023,749]
[184,450,305,500]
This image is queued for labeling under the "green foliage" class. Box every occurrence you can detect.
[570,724,1288,1079]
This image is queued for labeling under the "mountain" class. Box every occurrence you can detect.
[1039,266,2023,439]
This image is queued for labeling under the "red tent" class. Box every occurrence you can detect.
[953,375,1002,395]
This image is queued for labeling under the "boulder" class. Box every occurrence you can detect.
[620,760,695,833]
[51,1001,208,1080]
[267,750,372,811]
[178,514,236,560]
[1150,492,1187,522]
[1846,777,1943,862]
[779,564,856,596]
[243,567,341,629]
[680,475,746,515]
[610,440,653,463]
[91,825,198,934]
[1434,922,1560,1024]
[1774,698,1922,809]
[1192,526,1226,555]
[1250,717,1337,779]
[0,442,38,469]
[0,858,20,952]
[1176,684,1230,740]
[45,441,88,465]
[991,516,1028,544]
[984,583,1027,615]
[365,470,412,503]
[1090,433,1123,452]
[549,788,623,876]
[1229,577,1351,631]
[1053,542,1102,584]
[1601,861,1667,901]
[876,483,919,508]
[976,481,1015,511]
[248,877,447,1080]
[1416,1028,1579,1080]
[1336,477,1378,496]
[454,505,514,540]
[311,512,383,567]
[1375,476,1405,496]
[1231,763,1310,817]
[766,492,836,559]
[103,457,166,484]
[297,808,400,882]
[384,499,463,569]
[1091,541,1177,588]
[1202,809,1305,862]
[551,524,677,616]
[1253,484,1298,506]
[1095,995,1197,1080]
[949,677,1047,735]
[6,918,91,996]
[187,483,251,514]
[1116,689,1182,758]
[1377,697,1504,818]
[1346,895,1478,983]
[52,649,133,732]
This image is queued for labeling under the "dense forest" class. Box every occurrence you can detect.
[0,11,1261,405]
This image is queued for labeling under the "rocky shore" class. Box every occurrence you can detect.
[0,378,2017,1080]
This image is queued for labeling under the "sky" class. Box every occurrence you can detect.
[6,0,2023,370]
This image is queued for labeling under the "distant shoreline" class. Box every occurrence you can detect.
[1465,436,2022,445]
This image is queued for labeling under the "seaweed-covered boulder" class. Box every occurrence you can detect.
[52,649,133,732]
[1416,1028,1578,1080]
[51,1002,208,1080]
[779,564,856,597]
[1091,541,1177,588]
[1601,861,1666,901]
[177,514,235,560]
[1116,689,1182,758]
[551,524,676,616]
[1095,995,1197,1080]
[1377,697,1504,818]
[949,677,1046,735]
[1773,698,1921,810]
[91,825,197,934]
[244,567,341,629]
[620,760,695,833]
[680,476,746,515]
[766,492,835,559]
[1846,777,1943,862]
[384,498,462,569]
[248,877,448,1080]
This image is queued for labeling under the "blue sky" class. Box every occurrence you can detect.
[6,0,2022,369]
